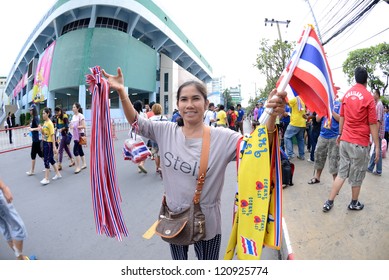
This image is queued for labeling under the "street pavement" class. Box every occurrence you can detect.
[0,120,279,260]
[283,142,389,259]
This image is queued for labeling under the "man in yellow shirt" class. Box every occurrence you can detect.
[284,96,307,160]
[216,105,227,127]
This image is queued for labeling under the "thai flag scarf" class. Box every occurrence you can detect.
[224,125,282,260]
[86,66,128,241]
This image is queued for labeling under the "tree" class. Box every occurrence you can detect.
[342,43,389,91]
[222,89,234,109]
[248,39,294,110]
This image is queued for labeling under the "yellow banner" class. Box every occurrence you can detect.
[224,125,271,260]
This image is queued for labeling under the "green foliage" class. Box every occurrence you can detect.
[20,113,26,127]
[25,112,31,125]
[223,89,235,109]
[342,42,389,91]
[248,39,295,112]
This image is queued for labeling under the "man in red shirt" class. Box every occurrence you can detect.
[323,66,380,212]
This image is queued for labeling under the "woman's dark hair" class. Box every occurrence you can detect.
[43,107,51,118]
[31,107,38,117]
[176,80,207,102]
[73,102,83,114]
[175,80,208,127]
[133,100,143,114]
[55,106,64,119]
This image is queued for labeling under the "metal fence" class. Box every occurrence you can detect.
[0,118,131,154]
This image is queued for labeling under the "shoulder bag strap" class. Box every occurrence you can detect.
[193,125,211,204]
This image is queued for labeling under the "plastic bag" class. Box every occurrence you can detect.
[123,132,151,163]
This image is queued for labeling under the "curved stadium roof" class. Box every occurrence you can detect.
[5,0,213,95]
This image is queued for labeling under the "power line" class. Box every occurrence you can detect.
[328,26,389,57]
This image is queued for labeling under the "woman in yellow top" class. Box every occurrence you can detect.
[40,107,62,185]
[216,104,228,127]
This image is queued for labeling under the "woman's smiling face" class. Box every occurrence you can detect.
[177,84,208,125]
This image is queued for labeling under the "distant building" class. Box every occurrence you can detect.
[229,85,242,105]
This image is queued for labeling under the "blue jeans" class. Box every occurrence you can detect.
[310,129,321,161]
[368,138,382,174]
[284,125,305,158]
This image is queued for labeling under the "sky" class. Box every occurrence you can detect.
[1,0,388,106]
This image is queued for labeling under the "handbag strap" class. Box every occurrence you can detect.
[193,125,211,204]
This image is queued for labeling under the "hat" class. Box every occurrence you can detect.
[28,104,36,110]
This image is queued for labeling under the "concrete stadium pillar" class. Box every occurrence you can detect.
[47,91,55,109]
[79,84,86,110]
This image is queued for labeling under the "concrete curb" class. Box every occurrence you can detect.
[281,217,295,260]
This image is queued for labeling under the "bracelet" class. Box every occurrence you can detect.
[268,127,277,134]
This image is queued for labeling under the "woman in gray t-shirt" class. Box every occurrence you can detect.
[102,68,286,260]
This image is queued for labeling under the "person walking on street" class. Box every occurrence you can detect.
[203,102,216,126]
[307,99,341,184]
[6,112,13,144]
[133,100,148,174]
[322,67,380,212]
[40,107,62,185]
[216,104,227,128]
[367,89,385,176]
[26,104,43,176]
[235,104,245,135]
[284,96,307,160]
[54,107,75,170]
[102,67,286,260]
[70,102,87,174]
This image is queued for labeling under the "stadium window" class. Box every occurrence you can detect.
[164,73,169,92]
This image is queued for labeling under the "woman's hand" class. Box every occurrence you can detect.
[102,67,125,92]
[266,89,287,116]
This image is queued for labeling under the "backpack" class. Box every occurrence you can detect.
[281,159,294,187]
[227,111,232,125]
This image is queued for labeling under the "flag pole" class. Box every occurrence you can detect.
[258,25,312,125]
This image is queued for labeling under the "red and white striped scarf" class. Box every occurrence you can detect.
[86,66,128,241]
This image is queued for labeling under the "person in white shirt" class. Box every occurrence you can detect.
[203,102,216,126]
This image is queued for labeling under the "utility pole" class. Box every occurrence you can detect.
[264,18,291,69]
[264,18,291,42]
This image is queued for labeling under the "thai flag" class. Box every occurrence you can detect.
[278,25,338,121]
[240,236,258,257]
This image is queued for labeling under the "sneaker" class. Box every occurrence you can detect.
[366,169,373,174]
[52,174,62,180]
[372,171,382,176]
[288,155,295,160]
[307,159,314,163]
[26,171,35,176]
[322,200,333,212]
[348,201,364,211]
[297,155,305,160]
[40,178,50,185]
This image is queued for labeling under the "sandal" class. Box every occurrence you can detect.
[138,165,147,174]
[308,178,320,184]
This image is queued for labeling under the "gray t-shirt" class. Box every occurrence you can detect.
[137,115,242,240]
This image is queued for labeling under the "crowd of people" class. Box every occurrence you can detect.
[25,102,88,185]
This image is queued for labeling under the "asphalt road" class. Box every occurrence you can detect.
[0,120,279,260]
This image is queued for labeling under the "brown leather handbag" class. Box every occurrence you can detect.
[155,126,210,245]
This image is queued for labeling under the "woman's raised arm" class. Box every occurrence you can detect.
[102,67,137,124]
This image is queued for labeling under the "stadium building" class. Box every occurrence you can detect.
[2,0,212,124]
